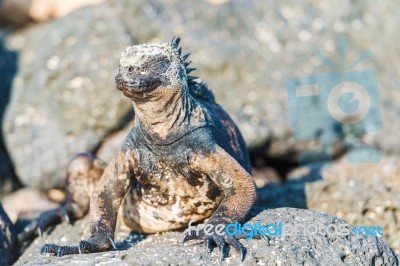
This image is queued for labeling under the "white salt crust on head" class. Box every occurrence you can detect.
[119,42,181,68]
[119,42,186,87]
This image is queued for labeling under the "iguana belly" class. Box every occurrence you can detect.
[121,170,223,233]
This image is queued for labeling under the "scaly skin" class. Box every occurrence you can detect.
[23,37,257,260]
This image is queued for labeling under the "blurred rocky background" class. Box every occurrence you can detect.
[0,0,399,264]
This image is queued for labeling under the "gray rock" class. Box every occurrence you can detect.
[15,208,399,265]
[96,122,133,163]
[2,3,133,188]
[0,202,16,266]
[302,154,400,255]
[256,153,400,255]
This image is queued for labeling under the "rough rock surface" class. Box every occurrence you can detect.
[96,122,133,163]
[2,6,133,188]
[304,153,400,255]
[256,153,400,255]
[16,208,399,265]
[0,202,16,266]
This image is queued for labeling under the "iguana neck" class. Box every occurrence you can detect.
[132,85,208,145]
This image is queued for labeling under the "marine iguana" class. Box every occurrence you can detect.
[23,37,257,260]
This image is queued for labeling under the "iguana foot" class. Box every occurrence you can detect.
[40,231,116,256]
[18,206,69,244]
[40,244,80,257]
[181,218,246,261]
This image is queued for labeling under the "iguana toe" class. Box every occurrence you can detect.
[181,222,246,261]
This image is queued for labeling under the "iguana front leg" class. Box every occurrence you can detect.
[18,153,106,246]
[40,152,135,256]
[182,145,257,261]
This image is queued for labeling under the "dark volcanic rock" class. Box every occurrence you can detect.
[0,31,20,198]
[15,208,399,265]
[0,202,16,266]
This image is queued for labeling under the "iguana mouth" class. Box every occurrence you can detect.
[126,80,146,90]
[115,73,161,97]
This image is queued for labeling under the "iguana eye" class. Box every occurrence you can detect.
[128,66,135,72]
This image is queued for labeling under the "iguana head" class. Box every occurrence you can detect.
[115,37,196,99]
[115,37,212,142]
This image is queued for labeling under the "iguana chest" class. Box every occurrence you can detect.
[121,130,223,232]
[132,143,219,205]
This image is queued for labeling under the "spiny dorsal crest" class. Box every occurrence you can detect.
[169,36,215,102]
[170,36,196,81]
